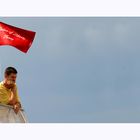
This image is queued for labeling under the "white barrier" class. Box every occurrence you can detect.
[0,103,28,123]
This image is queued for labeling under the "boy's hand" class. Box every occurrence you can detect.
[13,103,21,114]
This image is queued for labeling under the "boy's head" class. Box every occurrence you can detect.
[4,67,18,87]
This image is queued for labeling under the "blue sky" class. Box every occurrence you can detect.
[0,17,140,122]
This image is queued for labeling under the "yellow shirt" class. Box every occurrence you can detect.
[0,81,20,105]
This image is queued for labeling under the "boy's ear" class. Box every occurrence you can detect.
[4,74,8,79]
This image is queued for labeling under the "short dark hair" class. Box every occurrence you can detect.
[4,67,17,76]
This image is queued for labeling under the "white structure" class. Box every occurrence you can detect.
[0,104,28,123]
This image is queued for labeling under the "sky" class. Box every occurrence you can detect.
[0,17,140,123]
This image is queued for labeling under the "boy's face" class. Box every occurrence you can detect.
[5,73,17,87]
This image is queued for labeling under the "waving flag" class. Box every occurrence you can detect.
[0,22,36,53]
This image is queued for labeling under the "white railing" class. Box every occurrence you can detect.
[0,103,28,123]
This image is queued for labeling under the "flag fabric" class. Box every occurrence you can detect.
[0,22,36,53]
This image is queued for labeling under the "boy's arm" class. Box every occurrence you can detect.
[0,89,3,103]
[8,85,21,114]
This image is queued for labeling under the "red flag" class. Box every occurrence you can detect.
[0,22,36,53]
